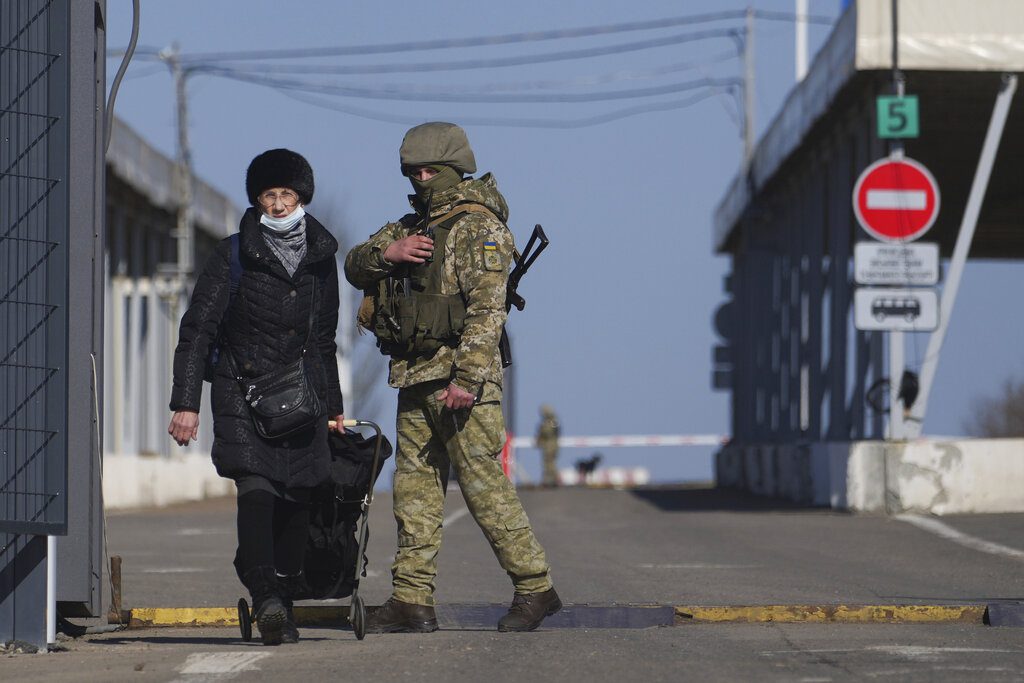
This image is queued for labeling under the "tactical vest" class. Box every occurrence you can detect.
[364,203,501,358]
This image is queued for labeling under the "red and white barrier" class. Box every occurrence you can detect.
[511,434,729,450]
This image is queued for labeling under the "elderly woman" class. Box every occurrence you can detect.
[168,149,344,645]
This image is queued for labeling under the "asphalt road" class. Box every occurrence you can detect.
[102,486,1024,608]
[5,485,1024,681]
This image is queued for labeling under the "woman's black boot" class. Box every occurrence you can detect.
[277,573,305,644]
[242,566,287,646]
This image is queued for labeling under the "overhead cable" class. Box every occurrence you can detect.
[277,86,734,129]
[203,50,741,91]
[187,28,739,76]
[206,68,743,104]
[158,11,751,62]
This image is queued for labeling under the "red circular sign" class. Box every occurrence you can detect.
[852,156,940,242]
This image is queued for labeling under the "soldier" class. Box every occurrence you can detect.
[536,405,561,487]
[345,122,560,633]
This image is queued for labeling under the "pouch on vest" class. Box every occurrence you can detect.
[365,203,500,357]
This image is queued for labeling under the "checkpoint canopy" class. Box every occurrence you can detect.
[714,0,1024,259]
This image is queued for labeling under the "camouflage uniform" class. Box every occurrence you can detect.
[536,406,560,487]
[345,174,552,606]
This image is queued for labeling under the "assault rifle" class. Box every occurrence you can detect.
[500,224,549,367]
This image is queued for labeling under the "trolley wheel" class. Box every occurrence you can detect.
[351,595,366,640]
[238,598,252,642]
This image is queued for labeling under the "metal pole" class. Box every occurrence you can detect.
[162,44,194,281]
[743,6,755,165]
[905,74,1018,437]
[795,0,808,82]
[888,330,903,439]
[46,535,56,648]
[886,0,904,440]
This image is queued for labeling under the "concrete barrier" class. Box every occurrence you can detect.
[103,452,234,509]
[716,438,1024,515]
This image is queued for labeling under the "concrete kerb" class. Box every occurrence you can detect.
[116,603,991,629]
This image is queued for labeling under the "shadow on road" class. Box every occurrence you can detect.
[631,486,824,513]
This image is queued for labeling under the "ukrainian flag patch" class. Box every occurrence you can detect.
[482,241,502,271]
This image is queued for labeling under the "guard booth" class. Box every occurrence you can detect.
[1,0,106,648]
[712,0,1024,513]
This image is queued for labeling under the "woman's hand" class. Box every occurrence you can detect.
[168,410,200,447]
[329,414,346,434]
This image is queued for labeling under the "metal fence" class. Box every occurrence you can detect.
[1,0,69,536]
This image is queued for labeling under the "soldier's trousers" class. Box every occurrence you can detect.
[391,380,552,606]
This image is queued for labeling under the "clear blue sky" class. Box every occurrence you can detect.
[106,1,1024,483]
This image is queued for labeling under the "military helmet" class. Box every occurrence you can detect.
[400,122,477,175]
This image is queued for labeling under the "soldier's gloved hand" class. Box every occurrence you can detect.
[438,383,475,410]
[384,235,434,264]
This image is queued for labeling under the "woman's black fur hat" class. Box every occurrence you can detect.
[245,148,314,206]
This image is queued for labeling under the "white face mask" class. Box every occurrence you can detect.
[260,204,305,233]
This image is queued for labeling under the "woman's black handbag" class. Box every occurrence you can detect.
[232,277,324,439]
[242,355,324,439]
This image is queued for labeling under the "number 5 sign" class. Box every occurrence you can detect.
[877,95,919,139]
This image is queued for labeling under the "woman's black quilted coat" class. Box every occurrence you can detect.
[170,208,344,488]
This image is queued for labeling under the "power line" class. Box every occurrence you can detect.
[149,11,751,62]
[108,8,835,61]
[202,51,740,93]
[277,86,734,129]
[184,28,739,77]
[205,68,742,104]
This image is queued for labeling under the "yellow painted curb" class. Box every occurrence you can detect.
[127,605,350,629]
[675,605,986,624]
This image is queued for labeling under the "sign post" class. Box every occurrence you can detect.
[852,154,941,440]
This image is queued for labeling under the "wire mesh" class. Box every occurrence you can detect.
[0,0,68,535]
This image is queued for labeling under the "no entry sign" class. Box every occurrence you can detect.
[853,156,940,243]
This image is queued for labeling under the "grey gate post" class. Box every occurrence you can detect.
[0,0,105,651]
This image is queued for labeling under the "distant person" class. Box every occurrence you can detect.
[345,122,560,633]
[536,405,561,487]
[168,149,345,646]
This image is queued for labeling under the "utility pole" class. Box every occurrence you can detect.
[743,6,755,165]
[160,43,195,283]
[795,0,808,82]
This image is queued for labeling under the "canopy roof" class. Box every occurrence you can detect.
[714,0,1024,258]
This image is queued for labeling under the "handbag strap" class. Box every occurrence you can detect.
[299,271,319,357]
[227,269,321,381]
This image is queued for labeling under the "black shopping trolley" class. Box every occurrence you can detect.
[237,419,392,641]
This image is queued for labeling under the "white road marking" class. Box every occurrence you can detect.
[637,563,758,569]
[895,513,1024,562]
[763,646,1016,660]
[444,506,470,526]
[139,567,206,574]
[866,189,927,210]
[176,528,230,536]
[869,646,1015,662]
[172,652,271,682]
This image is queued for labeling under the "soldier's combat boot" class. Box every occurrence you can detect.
[497,587,562,632]
[242,566,288,646]
[365,597,438,633]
